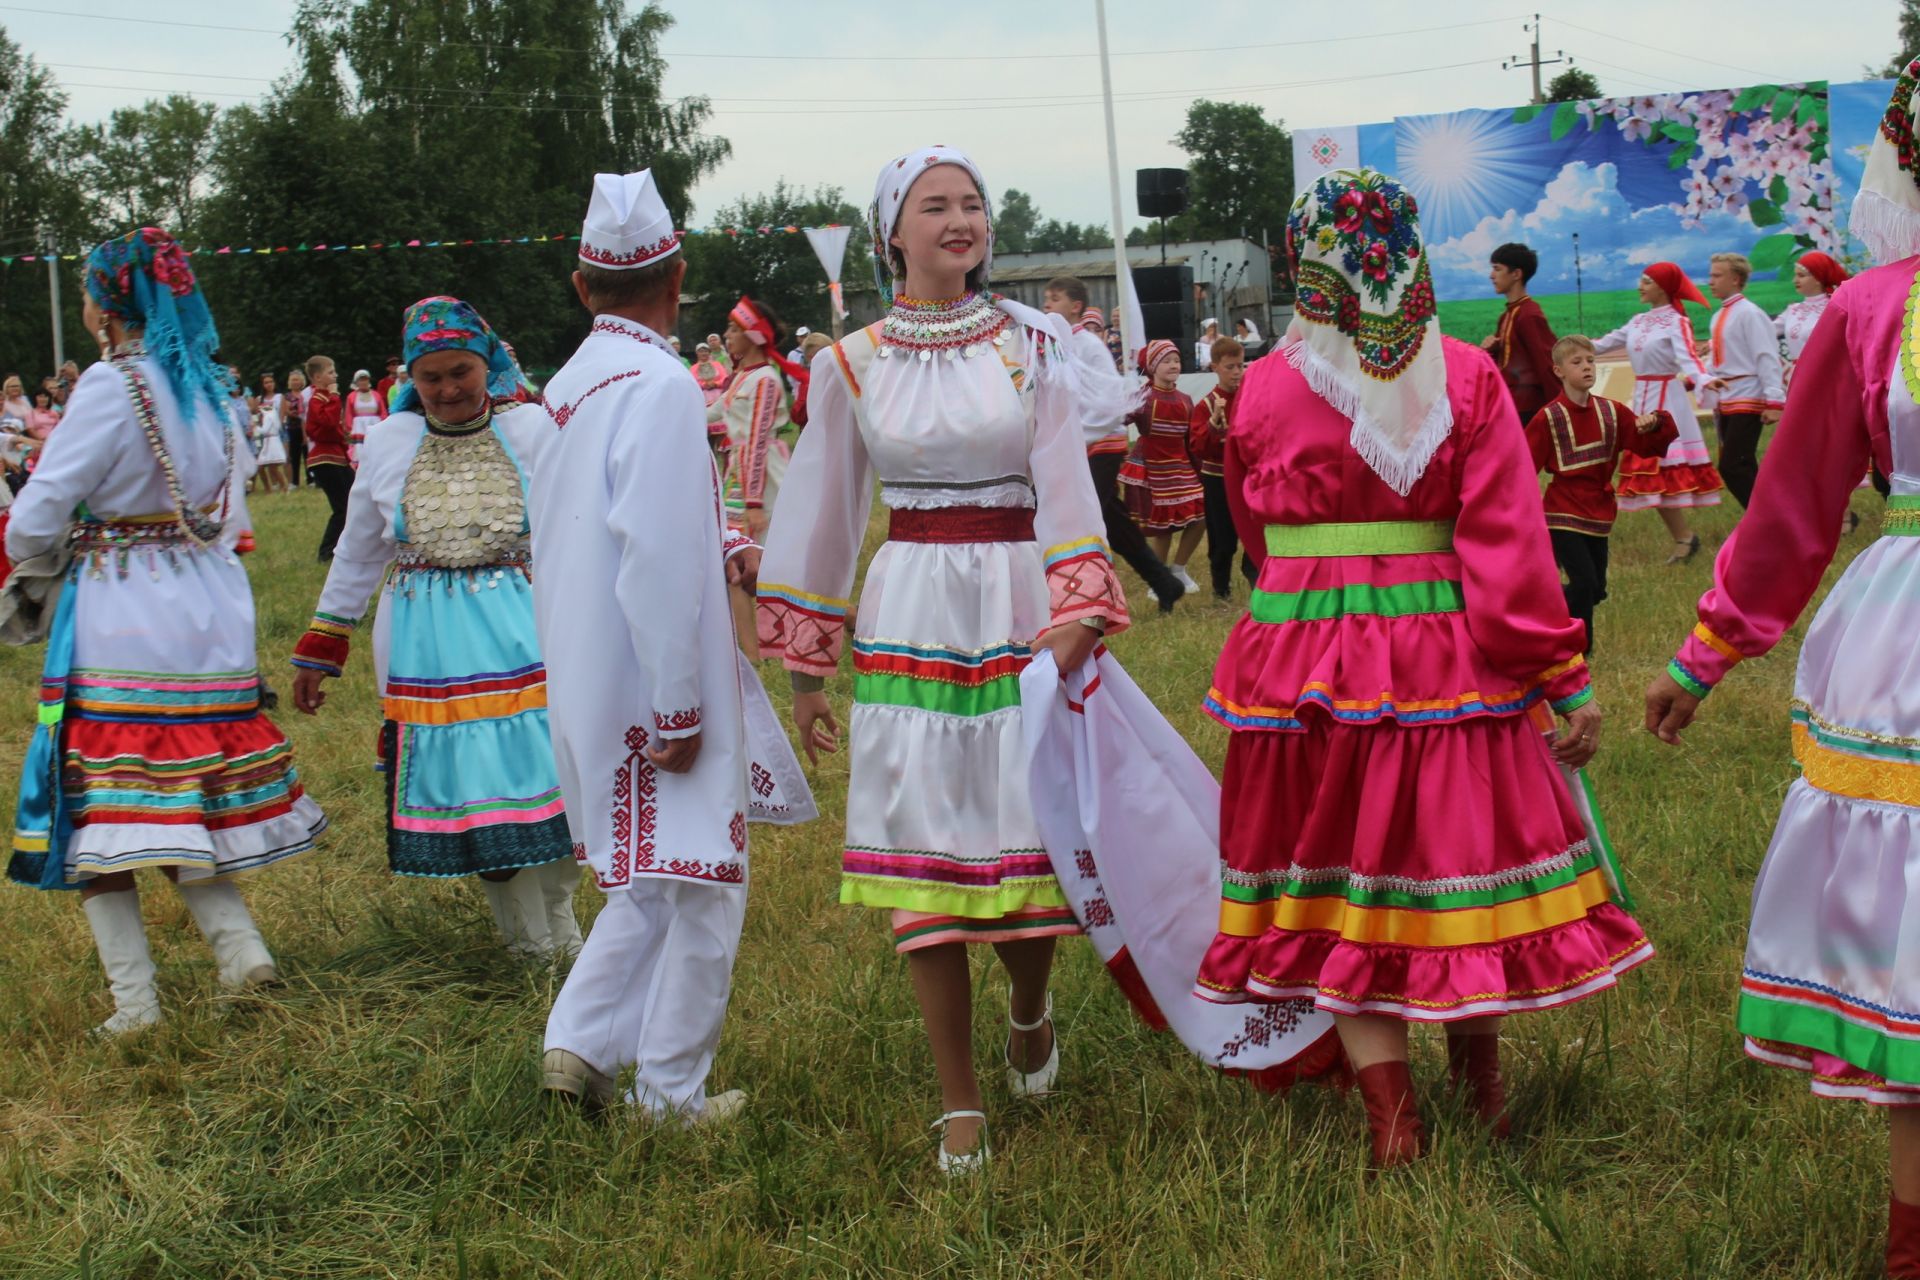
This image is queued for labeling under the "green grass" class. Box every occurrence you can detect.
[1439,281,1802,347]
[0,480,1893,1278]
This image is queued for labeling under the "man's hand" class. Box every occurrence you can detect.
[1702,377,1729,394]
[292,667,330,715]
[726,545,762,595]
[1635,412,1662,430]
[1480,334,1499,351]
[1761,408,1782,425]
[1032,621,1100,676]
[1644,671,1702,745]
[1551,699,1603,769]
[746,508,770,541]
[793,691,840,766]
[646,732,702,774]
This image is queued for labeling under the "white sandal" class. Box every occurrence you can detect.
[932,1109,989,1176]
[1005,993,1060,1098]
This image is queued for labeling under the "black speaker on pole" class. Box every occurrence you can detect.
[1135,168,1189,220]
[1133,264,1196,371]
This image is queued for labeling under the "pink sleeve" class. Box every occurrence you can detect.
[1450,349,1591,709]
[1669,287,1873,697]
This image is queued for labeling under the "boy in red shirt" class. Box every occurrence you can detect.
[302,355,353,562]
[1525,334,1679,653]
[1188,335,1251,600]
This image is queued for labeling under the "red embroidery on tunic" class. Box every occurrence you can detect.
[1081,896,1115,928]
[729,812,746,853]
[601,723,746,889]
[654,707,702,733]
[751,763,775,798]
[543,369,646,429]
[1547,399,1617,471]
[1074,848,1098,881]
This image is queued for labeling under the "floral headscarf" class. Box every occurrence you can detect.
[84,226,230,425]
[1282,169,1448,496]
[390,296,529,415]
[868,145,993,302]
[1854,58,1920,265]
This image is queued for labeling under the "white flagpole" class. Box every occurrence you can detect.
[1094,0,1133,361]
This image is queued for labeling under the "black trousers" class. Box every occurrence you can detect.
[287,427,307,486]
[1199,473,1257,597]
[1549,528,1609,655]
[311,462,353,559]
[1716,411,1764,509]
[1088,450,1181,602]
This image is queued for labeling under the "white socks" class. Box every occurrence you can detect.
[479,872,553,959]
[175,879,278,989]
[81,889,162,1036]
[538,859,584,960]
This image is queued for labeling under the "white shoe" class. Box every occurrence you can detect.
[537,859,584,961]
[1172,564,1200,593]
[693,1089,748,1126]
[932,1109,989,1175]
[1005,993,1060,1098]
[541,1047,617,1109]
[175,879,277,989]
[480,873,554,959]
[82,889,162,1037]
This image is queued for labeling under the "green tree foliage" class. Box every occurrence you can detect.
[0,25,94,373]
[73,96,220,236]
[1878,0,1920,76]
[679,181,865,344]
[1172,100,1292,243]
[1547,67,1603,102]
[994,188,1109,255]
[194,0,728,382]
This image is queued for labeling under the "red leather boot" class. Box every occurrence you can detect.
[1447,1030,1512,1140]
[1889,1195,1920,1278]
[1354,1060,1424,1169]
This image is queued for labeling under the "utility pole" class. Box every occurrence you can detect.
[1502,14,1566,105]
[42,227,63,372]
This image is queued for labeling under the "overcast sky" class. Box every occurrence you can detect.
[15,0,1901,230]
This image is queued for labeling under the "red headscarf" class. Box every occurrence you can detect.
[1797,251,1849,293]
[1138,339,1179,378]
[729,296,809,388]
[1643,262,1708,315]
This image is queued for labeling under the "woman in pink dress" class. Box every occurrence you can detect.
[1645,66,1920,1278]
[1193,169,1651,1168]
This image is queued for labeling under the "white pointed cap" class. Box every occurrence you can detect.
[579,170,679,271]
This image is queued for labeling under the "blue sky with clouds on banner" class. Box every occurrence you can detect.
[10,0,1898,235]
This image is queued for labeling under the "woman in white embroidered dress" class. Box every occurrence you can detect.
[1777,251,1868,529]
[1593,263,1725,563]
[757,146,1130,1173]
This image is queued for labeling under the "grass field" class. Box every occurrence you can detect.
[0,477,1893,1279]
[1437,280,1802,348]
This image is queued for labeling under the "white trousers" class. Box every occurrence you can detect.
[543,878,745,1116]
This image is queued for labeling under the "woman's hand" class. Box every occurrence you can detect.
[1643,671,1702,745]
[291,667,330,715]
[1032,621,1101,676]
[1551,699,1603,769]
[793,690,840,766]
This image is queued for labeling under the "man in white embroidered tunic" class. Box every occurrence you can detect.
[533,170,755,1121]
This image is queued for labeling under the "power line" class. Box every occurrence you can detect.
[51,58,1492,118]
[1551,16,1784,82]
[5,3,1522,63]
[1570,55,1698,93]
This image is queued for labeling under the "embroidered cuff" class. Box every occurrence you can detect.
[290,612,356,677]
[1667,657,1713,700]
[1044,538,1131,636]
[1550,684,1594,715]
[1533,654,1590,707]
[654,707,702,739]
[722,531,758,560]
[1674,621,1744,688]
[757,586,848,678]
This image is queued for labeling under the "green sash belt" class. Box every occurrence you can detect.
[1885,494,1920,537]
[1249,579,1464,625]
[1263,519,1456,558]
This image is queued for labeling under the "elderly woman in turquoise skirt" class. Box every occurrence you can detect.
[290,296,580,958]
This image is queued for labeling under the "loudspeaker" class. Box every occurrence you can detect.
[1132,264,1196,370]
[1135,168,1189,221]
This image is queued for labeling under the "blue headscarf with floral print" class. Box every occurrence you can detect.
[391,295,530,415]
[84,226,232,426]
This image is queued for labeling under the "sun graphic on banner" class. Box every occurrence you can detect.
[1397,110,1556,243]
[1310,135,1340,167]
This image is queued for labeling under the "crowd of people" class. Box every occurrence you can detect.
[9,62,1920,1276]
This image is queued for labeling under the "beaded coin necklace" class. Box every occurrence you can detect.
[879,292,1009,361]
[109,340,233,549]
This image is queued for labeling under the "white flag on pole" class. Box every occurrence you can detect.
[803,225,852,319]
